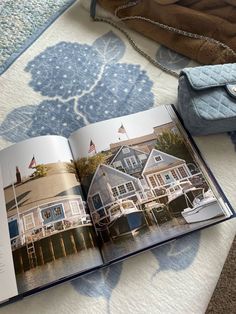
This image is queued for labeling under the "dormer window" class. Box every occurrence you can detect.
[154,155,162,162]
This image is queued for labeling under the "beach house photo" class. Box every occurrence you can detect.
[0,136,103,294]
[69,107,226,262]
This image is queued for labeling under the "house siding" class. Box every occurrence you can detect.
[142,149,192,189]
[146,163,193,189]
[110,146,148,176]
[9,196,86,237]
[87,165,143,213]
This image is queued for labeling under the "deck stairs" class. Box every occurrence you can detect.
[26,236,38,268]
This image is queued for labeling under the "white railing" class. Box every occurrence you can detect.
[11,213,91,250]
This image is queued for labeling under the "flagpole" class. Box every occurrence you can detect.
[125,123,130,140]
[8,165,22,246]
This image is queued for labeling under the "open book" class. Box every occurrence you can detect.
[0,105,235,304]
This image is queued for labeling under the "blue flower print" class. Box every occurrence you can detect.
[72,263,123,313]
[156,45,190,70]
[0,31,154,143]
[25,42,104,99]
[77,63,153,122]
[151,231,200,279]
[27,99,85,138]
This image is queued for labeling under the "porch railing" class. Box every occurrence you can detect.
[11,213,91,251]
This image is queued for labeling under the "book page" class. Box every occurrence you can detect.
[0,172,18,303]
[69,106,232,263]
[0,135,102,297]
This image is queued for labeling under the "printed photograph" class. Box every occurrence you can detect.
[69,107,228,262]
[0,136,102,294]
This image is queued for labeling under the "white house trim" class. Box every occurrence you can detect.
[111,181,136,197]
[40,202,66,222]
[23,212,35,231]
[179,164,192,177]
[146,174,159,188]
[154,155,163,163]
[69,197,84,215]
[141,148,185,177]
[8,195,84,218]
[87,164,142,198]
[145,163,193,189]
[124,155,138,168]
[109,145,148,165]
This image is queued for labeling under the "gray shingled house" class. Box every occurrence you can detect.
[109,146,149,178]
[5,163,90,251]
[87,164,149,227]
[141,149,192,193]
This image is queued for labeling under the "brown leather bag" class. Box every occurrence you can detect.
[96,0,236,65]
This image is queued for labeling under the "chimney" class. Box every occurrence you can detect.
[16,166,22,184]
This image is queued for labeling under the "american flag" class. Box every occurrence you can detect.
[88,140,96,154]
[118,123,126,134]
[28,156,36,169]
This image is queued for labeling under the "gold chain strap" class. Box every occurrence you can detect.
[94,16,179,77]
[93,0,236,78]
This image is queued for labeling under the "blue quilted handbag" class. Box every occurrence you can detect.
[177,63,236,136]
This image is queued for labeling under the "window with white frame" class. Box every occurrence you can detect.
[23,213,35,231]
[154,155,163,163]
[111,187,119,197]
[126,182,135,192]
[70,199,84,215]
[118,184,126,194]
[111,181,135,196]
[178,166,188,178]
[122,147,130,154]
[156,174,165,186]
[41,204,65,224]
[124,156,138,168]
[148,175,157,188]
[171,169,179,180]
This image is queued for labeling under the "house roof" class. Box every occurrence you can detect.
[141,149,185,175]
[87,164,140,198]
[109,122,177,150]
[4,162,82,216]
[109,145,148,165]
[110,133,157,150]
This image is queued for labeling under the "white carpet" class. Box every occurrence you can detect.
[0,1,235,313]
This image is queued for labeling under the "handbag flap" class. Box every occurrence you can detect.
[180,63,236,90]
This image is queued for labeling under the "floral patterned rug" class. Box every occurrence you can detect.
[0,1,235,313]
[0,0,75,74]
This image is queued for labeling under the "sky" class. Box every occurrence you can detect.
[0,107,173,187]
[0,136,72,187]
[69,106,173,159]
